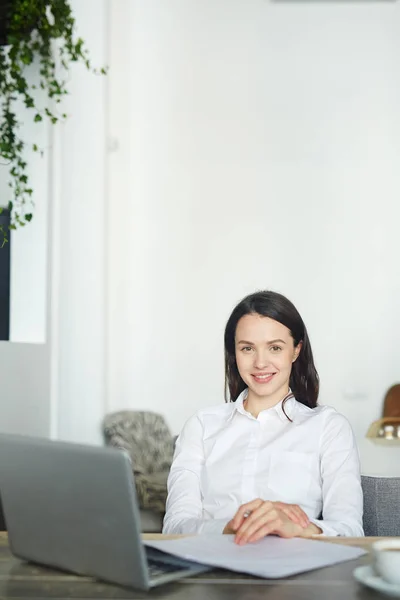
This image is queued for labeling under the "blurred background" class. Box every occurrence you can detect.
[0,0,399,446]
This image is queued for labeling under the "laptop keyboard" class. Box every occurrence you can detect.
[148,558,187,578]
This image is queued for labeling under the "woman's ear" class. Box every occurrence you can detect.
[292,341,303,363]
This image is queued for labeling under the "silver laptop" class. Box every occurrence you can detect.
[0,434,210,590]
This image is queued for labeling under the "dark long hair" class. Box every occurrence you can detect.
[224,291,319,412]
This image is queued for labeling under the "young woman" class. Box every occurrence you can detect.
[163,291,363,543]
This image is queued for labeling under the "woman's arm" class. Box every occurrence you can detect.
[162,414,228,534]
[309,410,364,537]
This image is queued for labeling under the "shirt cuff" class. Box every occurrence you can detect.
[198,518,229,534]
[309,518,340,537]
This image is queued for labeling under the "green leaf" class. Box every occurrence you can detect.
[0,6,108,235]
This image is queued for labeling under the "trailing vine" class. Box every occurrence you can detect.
[0,0,106,244]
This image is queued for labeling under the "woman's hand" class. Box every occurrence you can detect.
[223,498,321,544]
[270,501,310,528]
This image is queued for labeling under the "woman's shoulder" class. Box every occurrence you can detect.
[295,401,352,428]
[294,400,332,417]
[191,402,236,422]
[178,403,235,440]
[181,402,235,429]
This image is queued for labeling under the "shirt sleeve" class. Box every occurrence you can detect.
[162,413,227,534]
[310,410,364,537]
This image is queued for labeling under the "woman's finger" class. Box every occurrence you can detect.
[275,502,309,528]
[233,501,274,539]
[235,508,278,545]
[273,503,298,522]
[280,506,305,526]
[239,518,283,545]
[291,505,309,528]
[281,507,302,524]
[231,498,264,530]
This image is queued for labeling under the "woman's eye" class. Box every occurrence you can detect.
[241,347,253,353]
[270,346,282,352]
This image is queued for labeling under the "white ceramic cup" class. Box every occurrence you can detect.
[372,540,400,585]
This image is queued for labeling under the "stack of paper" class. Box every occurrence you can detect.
[145,535,366,579]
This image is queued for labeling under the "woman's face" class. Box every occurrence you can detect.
[235,313,301,404]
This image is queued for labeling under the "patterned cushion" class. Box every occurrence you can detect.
[103,411,174,512]
[135,471,170,513]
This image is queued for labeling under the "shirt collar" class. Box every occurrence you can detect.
[273,393,296,422]
[227,388,297,422]
[226,389,247,422]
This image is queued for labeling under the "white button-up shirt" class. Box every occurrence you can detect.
[163,390,364,537]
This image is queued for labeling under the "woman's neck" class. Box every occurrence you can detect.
[244,386,291,418]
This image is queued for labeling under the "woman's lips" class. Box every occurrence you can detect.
[252,373,276,384]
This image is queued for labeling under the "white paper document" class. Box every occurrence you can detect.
[144,535,366,579]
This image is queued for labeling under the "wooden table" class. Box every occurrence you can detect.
[0,532,392,599]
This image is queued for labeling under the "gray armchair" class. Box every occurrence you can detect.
[361,475,400,536]
[103,410,175,533]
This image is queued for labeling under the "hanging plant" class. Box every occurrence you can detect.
[0,0,106,244]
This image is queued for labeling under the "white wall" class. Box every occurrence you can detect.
[107,0,400,441]
[0,171,9,208]
[0,0,108,444]
[0,342,50,436]
[0,55,50,437]
[50,0,108,445]
[9,116,49,344]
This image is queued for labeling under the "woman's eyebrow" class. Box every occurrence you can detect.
[236,338,286,345]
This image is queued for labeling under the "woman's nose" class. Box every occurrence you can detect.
[254,352,269,370]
